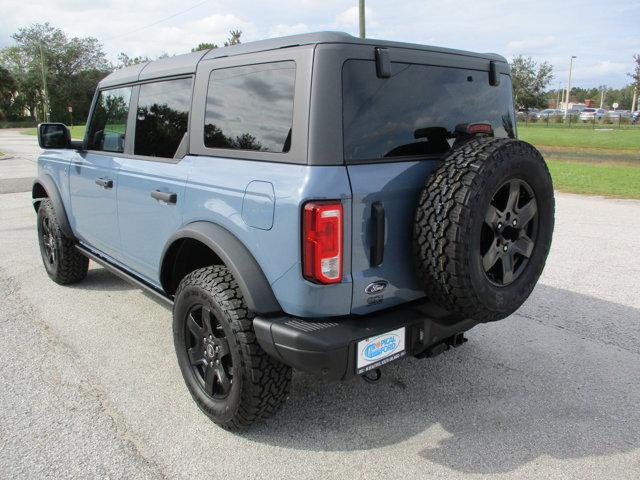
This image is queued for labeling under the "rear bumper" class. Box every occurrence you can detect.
[253,301,480,381]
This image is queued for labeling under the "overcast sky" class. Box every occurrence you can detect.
[1,0,638,88]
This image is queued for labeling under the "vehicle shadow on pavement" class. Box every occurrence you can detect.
[69,265,137,293]
[244,284,640,474]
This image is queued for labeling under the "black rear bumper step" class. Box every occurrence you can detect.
[76,244,174,308]
[254,301,478,381]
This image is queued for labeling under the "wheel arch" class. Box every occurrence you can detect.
[32,175,74,239]
[160,222,281,315]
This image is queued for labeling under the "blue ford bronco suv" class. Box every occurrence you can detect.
[33,32,554,430]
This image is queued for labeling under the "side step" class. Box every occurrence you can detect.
[75,244,173,309]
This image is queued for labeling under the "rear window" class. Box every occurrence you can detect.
[583,108,596,112]
[204,61,295,153]
[342,60,515,162]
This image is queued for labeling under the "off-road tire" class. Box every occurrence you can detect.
[413,137,554,322]
[37,199,88,284]
[173,265,291,430]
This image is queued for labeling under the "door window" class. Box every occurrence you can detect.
[204,61,295,153]
[134,77,193,158]
[87,87,132,153]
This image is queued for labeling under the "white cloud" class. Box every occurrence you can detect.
[0,0,637,87]
[333,6,377,29]
[267,23,310,38]
[506,36,558,55]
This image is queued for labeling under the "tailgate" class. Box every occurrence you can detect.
[348,160,437,314]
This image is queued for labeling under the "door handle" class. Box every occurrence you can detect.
[95,177,113,189]
[370,201,385,267]
[151,190,177,204]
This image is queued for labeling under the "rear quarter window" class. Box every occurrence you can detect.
[342,60,515,162]
[204,61,295,153]
[134,77,193,159]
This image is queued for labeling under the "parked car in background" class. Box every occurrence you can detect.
[535,108,560,118]
[632,111,639,124]
[606,110,630,120]
[579,108,607,121]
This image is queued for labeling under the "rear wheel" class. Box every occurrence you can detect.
[173,265,291,430]
[37,199,88,285]
[413,138,554,322]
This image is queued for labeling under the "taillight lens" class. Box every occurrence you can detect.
[302,201,343,284]
[467,123,493,134]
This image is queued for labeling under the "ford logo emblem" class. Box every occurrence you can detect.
[365,280,388,295]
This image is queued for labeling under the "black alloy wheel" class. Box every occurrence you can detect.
[413,137,555,322]
[480,179,538,286]
[173,265,291,429]
[185,304,233,399]
[40,215,57,268]
[36,199,88,285]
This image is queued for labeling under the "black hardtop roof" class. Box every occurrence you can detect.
[99,31,507,88]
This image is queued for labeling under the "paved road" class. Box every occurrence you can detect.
[1,129,639,479]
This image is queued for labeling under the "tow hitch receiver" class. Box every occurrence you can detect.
[414,332,467,359]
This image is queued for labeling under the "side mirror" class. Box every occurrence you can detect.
[37,123,72,149]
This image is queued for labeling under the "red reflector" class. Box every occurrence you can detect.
[302,201,343,284]
[467,123,493,134]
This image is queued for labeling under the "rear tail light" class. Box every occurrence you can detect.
[466,123,493,134]
[302,201,343,284]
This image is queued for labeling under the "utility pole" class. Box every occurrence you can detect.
[39,42,50,122]
[564,55,576,118]
[359,0,366,38]
[632,87,637,113]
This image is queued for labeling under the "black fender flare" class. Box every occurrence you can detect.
[160,222,281,314]
[32,175,74,239]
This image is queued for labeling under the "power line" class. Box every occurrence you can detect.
[103,0,210,41]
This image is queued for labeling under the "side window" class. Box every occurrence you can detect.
[87,87,132,153]
[134,77,193,158]
[204,61,295,153]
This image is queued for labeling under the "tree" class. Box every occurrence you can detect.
[224,30,242,47]
[0,23,110,121]
[510,55,553,110]
[0,66,18,119]
[630,54,640,89]
[116,52,150,68]
[191,30,242,52]
[191,42,217,52]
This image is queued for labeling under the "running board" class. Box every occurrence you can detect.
[75,244,173,309]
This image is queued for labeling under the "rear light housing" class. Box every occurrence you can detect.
[302,201,343,284]
[466,123,493,134]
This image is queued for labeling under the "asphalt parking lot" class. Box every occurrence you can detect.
[1,129,639,479]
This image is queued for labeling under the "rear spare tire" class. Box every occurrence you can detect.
[413,137,554,322]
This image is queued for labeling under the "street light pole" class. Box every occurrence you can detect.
[39,42,50,122]
[359,0,366,38]
[564,55,576,118]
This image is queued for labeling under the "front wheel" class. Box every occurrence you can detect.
[37,199,88,285]
[173,265,291,430]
